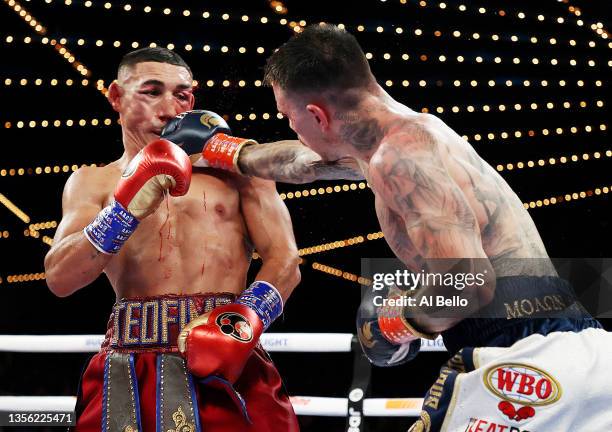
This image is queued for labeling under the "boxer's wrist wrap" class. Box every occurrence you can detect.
[378,294,438,344]
[83,200,139,254]
[236,281,283,330]
[203,133,257,174]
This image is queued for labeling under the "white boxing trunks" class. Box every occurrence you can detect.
[409,327,612,432]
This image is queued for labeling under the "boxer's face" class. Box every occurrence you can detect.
[111,61,194,149]
[273,84,337,161]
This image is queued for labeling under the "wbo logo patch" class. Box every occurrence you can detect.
[215,312,253,343]
[484,363,561,422]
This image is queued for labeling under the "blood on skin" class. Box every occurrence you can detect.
[158,194,171,261]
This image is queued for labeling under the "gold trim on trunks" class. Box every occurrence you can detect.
[168,406,195,432]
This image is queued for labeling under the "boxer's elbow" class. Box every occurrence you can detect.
[283,253,302,289]
[45,267,74,297]
[45,271,71,297]
[274,252,302,291]
[44,253,81,297]
[44,252,62,296]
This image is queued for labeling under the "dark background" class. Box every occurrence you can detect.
[0,0,610,430]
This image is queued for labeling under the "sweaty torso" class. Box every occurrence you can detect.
[361,113,555,277]
[93,163,252,299]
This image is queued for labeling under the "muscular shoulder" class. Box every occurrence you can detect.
[372,116,432,163]
[62,164,119,208]
[369,116,446,195]
[388,114,442,150]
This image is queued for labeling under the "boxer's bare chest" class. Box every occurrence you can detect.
[101,169,243,239]
[99,167,251,296]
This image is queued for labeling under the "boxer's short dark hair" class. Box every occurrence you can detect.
[118,47,192,77]
[264,23,373,94]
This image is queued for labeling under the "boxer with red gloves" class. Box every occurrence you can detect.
[45,47,300,432]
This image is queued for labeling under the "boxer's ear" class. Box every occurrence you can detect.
[107,81,122,112]
[306,104,330,131]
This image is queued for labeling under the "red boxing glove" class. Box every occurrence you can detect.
[115,139,192,219]
[178,303,263,383]
[84,139,191,254]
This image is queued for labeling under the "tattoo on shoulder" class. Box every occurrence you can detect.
[377,142,477,255]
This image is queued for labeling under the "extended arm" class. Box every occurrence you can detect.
[238,140,364,184]
[159,110,364,184]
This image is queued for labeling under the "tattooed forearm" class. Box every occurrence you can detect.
[238,140,364,183]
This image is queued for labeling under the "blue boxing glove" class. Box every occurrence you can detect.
[161,110,257,173]
[356,284,421,367]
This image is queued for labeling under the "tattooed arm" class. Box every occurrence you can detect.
[44,167,113,297]
[237,140,364,183]
[369,129,495,332]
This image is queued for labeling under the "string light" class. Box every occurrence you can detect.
[385,0,609,37]
[6,272,46,283]
[3,118,116,129]
[5,36,609,69]
[523,185,611,209]
[312,262,372,286]
[3,77,99,87]
[297,234,374,257]
[496,150,610,172]
[28,221,58,231]
[466,123,607,143]
[4,99,605,134]
[280,182,369,201]
[0,193,30,223]
[4,1,98,88]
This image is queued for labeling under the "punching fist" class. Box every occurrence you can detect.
[161,110,257,173]
[356,284,422,367]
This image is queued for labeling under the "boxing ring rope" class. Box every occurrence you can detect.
[0,333,445,417]
[0,395,424,417]
[0,333,447,353]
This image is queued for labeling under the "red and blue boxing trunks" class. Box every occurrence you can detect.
[72,292,299,432]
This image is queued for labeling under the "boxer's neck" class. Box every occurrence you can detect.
[120,130,149,165]
[338,87,416,162]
